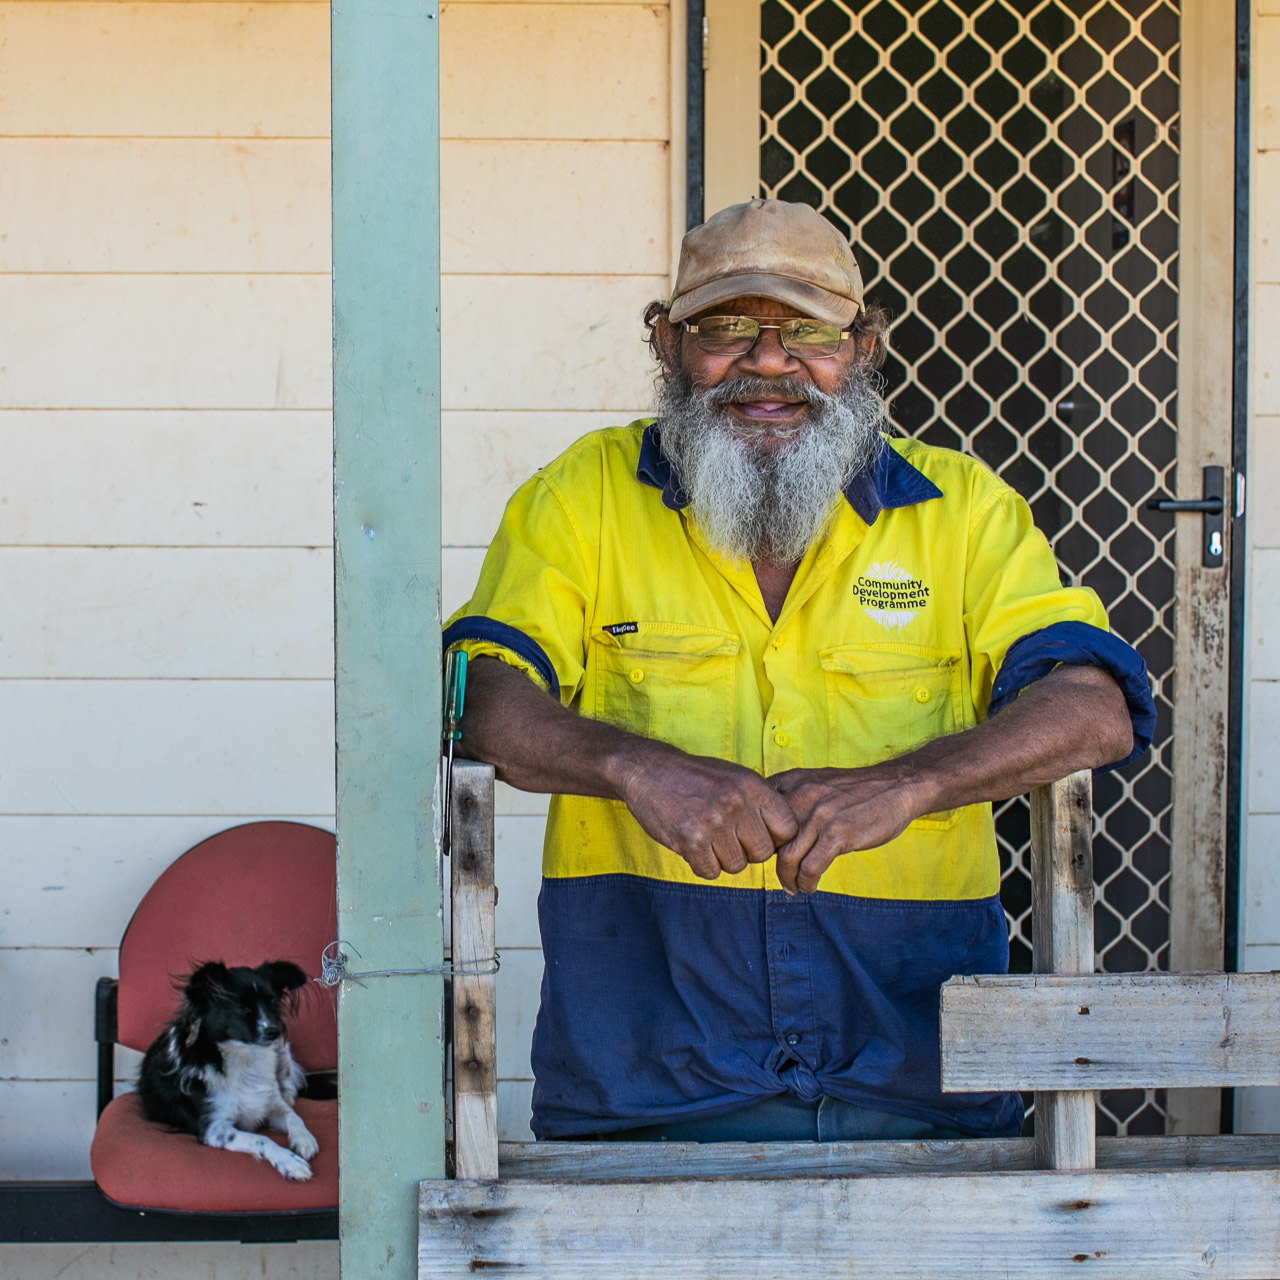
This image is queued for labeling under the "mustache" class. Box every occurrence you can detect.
[703,377,831,411]
[652,364,888,566]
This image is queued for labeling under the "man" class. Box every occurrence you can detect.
[444,199,1154,1144]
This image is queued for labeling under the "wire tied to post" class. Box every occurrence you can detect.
[315,939,500,988]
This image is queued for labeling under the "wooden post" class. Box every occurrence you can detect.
[332,0,444,1272]
[1030,771,1096,1170]
[450,760,499,1180]
[1166,0,1236,1140]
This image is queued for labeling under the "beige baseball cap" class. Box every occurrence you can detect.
[668,199,865,326]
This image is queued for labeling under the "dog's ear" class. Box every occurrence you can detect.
[184,961,230,1007]
[258,960,308,997]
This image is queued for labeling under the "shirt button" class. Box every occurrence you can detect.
[773,730,789,747]
[628,668,644,684]
[785,1033,802,1047]
[914,687,931,703]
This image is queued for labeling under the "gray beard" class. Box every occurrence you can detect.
[653,367,890,566]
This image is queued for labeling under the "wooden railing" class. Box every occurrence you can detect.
[425,763,1280,1279]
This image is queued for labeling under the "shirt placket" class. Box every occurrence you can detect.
[763,892,822,1101]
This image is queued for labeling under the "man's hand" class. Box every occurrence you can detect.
[461,656,798,880]
[767,663,1134,896]
[463,656,1133,892]
[770,764,923,895]
[615,739,799,880]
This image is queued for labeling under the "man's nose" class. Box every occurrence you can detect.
[733,327,803,377]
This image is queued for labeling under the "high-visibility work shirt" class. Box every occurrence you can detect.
[445,422,1153,1139]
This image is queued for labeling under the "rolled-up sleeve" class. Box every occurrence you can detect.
[963,487,1154,771]
[442,470,595,707]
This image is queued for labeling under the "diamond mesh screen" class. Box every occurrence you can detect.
[760,0,1178,1136]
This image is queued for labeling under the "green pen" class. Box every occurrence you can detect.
[442,648,468,856]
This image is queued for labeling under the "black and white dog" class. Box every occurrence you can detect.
[138,960,319,1181]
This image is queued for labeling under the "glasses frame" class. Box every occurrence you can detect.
[683,315,853,359]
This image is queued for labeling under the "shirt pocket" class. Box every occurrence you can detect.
[820,644,963,831]
[590,623,741,760]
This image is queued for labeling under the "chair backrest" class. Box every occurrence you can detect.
[116,821,338,1071]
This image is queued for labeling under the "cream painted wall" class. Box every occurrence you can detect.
[0,1,336,1202]
[1238,0,1280,1135]
[0,2,672,1241]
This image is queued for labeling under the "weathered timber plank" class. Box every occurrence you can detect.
[493,1134,1280,1181]
[418,1168,1280,1280]
[1094,1134,1280,1169]
[500,1137,1034,1180]
[1166,0,1235,1140]
[451,760,499,1181]
[1030,773,1096,1170]
[941,971,1280,1089]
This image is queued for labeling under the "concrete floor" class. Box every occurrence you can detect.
[1,1242,339,1279]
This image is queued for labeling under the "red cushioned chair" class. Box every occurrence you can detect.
[91,821,338,1216]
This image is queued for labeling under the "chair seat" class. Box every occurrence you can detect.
[91,1092,338,1214]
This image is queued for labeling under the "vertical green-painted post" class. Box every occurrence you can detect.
[332,0,444,1275]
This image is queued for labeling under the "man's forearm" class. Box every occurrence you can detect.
[771,663,1134,894]
[458,655,631,799]
[903,662,1134,816]
[456,655,800,879]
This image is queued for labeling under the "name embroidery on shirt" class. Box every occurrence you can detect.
[602,621,640,636]
[855,560,931,633]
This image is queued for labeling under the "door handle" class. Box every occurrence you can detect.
[1146,497,1223,513]
[1145,466,1224,568]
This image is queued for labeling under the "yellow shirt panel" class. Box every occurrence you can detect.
[446,423,1109,902]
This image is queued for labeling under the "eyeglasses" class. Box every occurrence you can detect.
[684,315,851,359]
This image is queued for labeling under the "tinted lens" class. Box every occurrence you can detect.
[779,319,842,357]
[693,316,759,354]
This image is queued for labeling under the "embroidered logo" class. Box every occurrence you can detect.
[602,621,639,636]
[855,560,930,633]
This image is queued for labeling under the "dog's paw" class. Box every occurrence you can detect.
[272,1149,314,1182]
[290,1128,319,1160]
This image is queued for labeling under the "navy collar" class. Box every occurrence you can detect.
[636,422,943,525]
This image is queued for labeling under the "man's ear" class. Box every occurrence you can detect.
[851,327,877,364]
[653,312,684,372]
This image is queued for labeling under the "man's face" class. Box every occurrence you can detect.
[651,294,889,567]
[670,296,873,448]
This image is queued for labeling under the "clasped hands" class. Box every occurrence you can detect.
[615,743,932,896]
